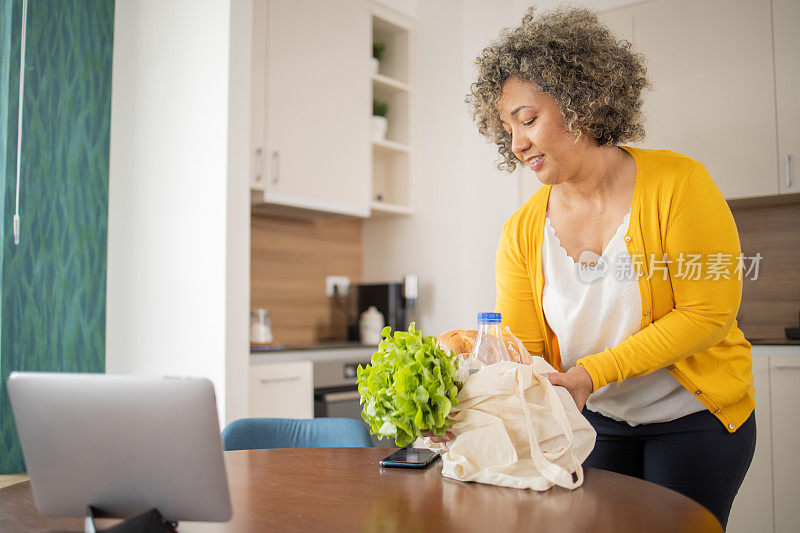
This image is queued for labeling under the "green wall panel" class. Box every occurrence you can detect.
[0,0,114,473]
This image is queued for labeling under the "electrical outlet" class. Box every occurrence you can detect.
[325,276,350,297]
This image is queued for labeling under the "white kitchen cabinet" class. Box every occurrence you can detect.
[249,360,313,419]
[770,354,800,533]
[632,0,778,199]
[773,0,800,195]
[727,355,773,533]
[251,0,371,217]
[729,350,800,533]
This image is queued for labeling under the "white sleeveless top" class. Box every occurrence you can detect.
[542,213,706,425]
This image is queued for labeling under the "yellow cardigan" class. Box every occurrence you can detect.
[496,146,754,433]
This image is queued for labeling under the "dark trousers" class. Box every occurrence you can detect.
[581,407,756,530]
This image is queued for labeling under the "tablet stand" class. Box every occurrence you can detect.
[85,505,178,533]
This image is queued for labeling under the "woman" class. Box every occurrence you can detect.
[468,7,755,530]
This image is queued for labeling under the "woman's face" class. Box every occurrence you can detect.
[497,77,594,185]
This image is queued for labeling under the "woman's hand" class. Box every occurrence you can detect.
[420,430,454,451]
[544,365,594,411]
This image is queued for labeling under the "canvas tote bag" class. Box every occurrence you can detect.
[425,359,596,491]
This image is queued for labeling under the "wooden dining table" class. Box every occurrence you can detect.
[0,447,722,532]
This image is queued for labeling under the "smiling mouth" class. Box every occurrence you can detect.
[528,154,544,169]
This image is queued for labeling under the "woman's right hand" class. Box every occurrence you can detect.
[544,365,594,411]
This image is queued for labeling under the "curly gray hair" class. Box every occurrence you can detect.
[466,7,650,172]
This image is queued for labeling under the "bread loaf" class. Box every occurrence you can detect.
[437,329,531,364]
[437,330,477,357]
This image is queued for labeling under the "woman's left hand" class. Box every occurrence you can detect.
[544,366,594,411]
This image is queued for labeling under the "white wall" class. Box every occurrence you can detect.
[531,0,646,10]
[225,0,253,425]
[460,0,534,322]
[362,0,533,337]
[107,0,250,426]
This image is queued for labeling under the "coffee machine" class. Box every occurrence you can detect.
[348,275,418,342]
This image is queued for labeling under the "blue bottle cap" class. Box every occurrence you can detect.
[477,312,502,323]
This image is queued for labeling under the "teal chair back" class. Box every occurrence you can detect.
[222,417,373,451]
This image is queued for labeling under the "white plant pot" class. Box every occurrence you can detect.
[371,116,388,141]
[370,57,380,74]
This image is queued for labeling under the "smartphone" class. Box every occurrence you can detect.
[379,447,440,469]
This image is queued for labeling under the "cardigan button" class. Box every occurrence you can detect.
[729,423,736,430]
[624,235,632,243]
[667,365,675,371]
[714,409,721,414]
[694,389,702,395]
[643,311,650,317]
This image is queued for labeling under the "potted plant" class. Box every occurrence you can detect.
[371,41,386,74]
[372,98,389,141]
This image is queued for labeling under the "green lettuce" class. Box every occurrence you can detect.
[357,323,460,447]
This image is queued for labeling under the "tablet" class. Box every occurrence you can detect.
[7,372,232,522]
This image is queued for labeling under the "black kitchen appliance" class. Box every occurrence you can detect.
[787,310,800,340]
[348,275,418,342]
[313,358,395,448]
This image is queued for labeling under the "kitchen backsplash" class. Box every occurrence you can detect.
[251,214,363,345]
[730,197,800,341]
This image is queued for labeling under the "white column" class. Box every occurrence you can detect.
[107,0,250,426]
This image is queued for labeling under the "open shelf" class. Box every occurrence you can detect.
[370,201,413,216]
[372,73,410,93]
[372,84,409,145]
[369,5,413,218]
[372,13,411,83]
[371,146,409,210]
[372,139,410,155]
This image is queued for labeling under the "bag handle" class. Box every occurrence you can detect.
[537,370,584,487]
[516,369,584,489]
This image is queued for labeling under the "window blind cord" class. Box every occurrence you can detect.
[13,0,28,246]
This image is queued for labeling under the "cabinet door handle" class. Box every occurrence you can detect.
[260,376,300,384]
[786,154,792,188]
[774,365,800,370]
[271,151,280,185]
[254,147,263,184]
